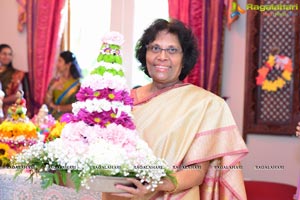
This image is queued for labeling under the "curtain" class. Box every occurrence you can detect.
[18,0,66,114]
[168,0,231,95]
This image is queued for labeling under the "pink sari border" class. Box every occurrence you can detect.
[220,179,243,200]
[185,149,248,167]
[195,125,237,138]
[133,83,190,106]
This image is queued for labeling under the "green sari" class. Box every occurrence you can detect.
[48,77,80,119]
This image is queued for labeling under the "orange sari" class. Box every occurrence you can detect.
[0,68,24,116]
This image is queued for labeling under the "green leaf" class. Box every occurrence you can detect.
[103,55,111,62]
[91,66,106,75]
[165,169,178,187]
[27,172,35,183]
[60,170,67,185]
[71,171,81,192]
[13,169,24,180]
[115,56,122,64]
[53,172,60,185]
[118,70,124,76]
[110,44,120,49]
[97,54,104,62]
[40,172,54,189]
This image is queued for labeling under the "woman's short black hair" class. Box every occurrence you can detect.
[59,51,82,79]
[135,18,199,81]
[0,44,14,69]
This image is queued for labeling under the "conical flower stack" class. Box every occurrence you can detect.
[14,32,172,192]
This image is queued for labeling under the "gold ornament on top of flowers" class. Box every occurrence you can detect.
[256,49,293,92]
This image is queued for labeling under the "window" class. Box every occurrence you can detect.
[66,0,169,87]
[69,0,111,77]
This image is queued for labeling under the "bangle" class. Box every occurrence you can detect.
[57,105,60,112]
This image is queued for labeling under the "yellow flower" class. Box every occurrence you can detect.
[274,78,285,89]
[94,91,101,97]
[282,71,292,81]
[48,122,66,140]
[0,121,37,139]
[108,93,115,99]
[0,143,10,158]
[94,118,101,123]
[267,55,275,67]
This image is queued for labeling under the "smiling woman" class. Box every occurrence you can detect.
[102,18,248,200]
[144,31,184,87]
[0,44,25,117]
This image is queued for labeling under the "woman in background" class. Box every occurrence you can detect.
[45,51,82,120]
[0,44,25,117]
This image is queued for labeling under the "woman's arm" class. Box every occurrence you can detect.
[50,104,73,113]
[158,161,210,193]
[113,161,210,198]
[44,78,63,107]
[44,79,56,106]
[3,77,24,105]
[3,93,19,105]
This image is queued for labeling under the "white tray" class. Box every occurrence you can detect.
[64,175,135,193]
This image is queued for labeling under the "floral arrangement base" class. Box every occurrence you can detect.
[61,174,135,193]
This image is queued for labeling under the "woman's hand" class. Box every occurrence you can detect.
[296,122,300,137]
[111,178,151,199]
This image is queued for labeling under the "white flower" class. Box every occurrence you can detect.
[81,74,128,91]
[97,61,123,71]
[72,98,132,116]
[102,31,124,46]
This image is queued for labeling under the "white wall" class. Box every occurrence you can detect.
[0,0,28,72]
[222,1,300,186]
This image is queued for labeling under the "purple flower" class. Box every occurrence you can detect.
[114,111,135,130]
[61,113,78,123]
[76,87,94,101]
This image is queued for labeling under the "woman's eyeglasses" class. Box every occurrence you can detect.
[146,45,182,55]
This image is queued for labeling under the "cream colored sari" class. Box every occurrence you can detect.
[134,84,247,200]
[103,84,248,200]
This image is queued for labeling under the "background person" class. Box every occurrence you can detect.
[0,44,25,117]
[45,51,82,120]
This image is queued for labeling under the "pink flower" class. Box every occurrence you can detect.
[76,87,133,106]
[76,87,94,101]
[61,113,78,123]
